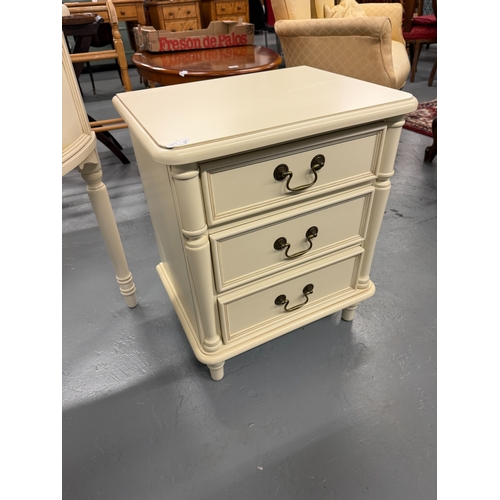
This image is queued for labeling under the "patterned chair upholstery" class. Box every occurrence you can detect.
[271,0,410,89]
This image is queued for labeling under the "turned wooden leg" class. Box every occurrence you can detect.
[424,117,437,163]
[79,156,138,308]
[410,42,422,82]
[342,304,358,321]
[208,362,225,381]
[428,60,437,86]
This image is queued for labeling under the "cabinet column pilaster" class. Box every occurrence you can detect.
[171,165,223,356]
[358,119,405,289]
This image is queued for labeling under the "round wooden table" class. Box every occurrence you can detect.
[132,45,282,87]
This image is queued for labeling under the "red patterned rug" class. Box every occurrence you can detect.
[403,99,437,137]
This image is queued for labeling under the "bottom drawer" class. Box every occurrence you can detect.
[218,247,364,344]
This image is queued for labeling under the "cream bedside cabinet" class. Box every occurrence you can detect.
[113,66,417,380]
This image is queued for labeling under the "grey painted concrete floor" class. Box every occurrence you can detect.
[62,39,437,500]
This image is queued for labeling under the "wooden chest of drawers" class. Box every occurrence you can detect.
[146,0,201,32]
[200,0,249,28]
[64,1,147,24]
[113,66,417,380]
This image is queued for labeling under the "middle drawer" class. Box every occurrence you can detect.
[210,186,373,292]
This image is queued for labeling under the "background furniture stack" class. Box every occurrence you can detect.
[145,0,202,31]
[64,0,147,51]
[200,0,250,26]
[63,0,133,163]
[402,0,437,84]
[145,0,251,31]
[64,0,133,92]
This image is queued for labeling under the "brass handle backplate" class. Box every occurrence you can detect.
[273,154,325,192]
[274,226,318,259]
[275,284,314,312]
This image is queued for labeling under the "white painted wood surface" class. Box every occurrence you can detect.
[62,34,137,308]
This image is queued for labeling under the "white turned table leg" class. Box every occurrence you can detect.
[79,158,137,308]
[208,362,225,380]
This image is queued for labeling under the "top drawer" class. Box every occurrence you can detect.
[162,3,198,19]
[200,123,386,227]
[113,5,139,19]
[215,1,246,16]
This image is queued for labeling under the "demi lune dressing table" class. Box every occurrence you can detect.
[63,33,137,308]
[113,66,417,380]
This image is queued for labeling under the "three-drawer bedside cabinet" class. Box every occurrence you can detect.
[113,66,418,380]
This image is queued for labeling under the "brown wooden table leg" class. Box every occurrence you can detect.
[424,117,437,163]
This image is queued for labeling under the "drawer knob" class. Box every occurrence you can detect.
[275,284,314,312]
[273,154,325,192]
[274,226,318,259]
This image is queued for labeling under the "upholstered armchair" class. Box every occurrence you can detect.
[270,0,410,89]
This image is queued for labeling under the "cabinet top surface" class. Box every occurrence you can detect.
[113,66,417,164]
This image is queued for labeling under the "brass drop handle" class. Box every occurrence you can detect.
[275,284,314,312]
[274,226,318,259]
[273,154,325,192]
